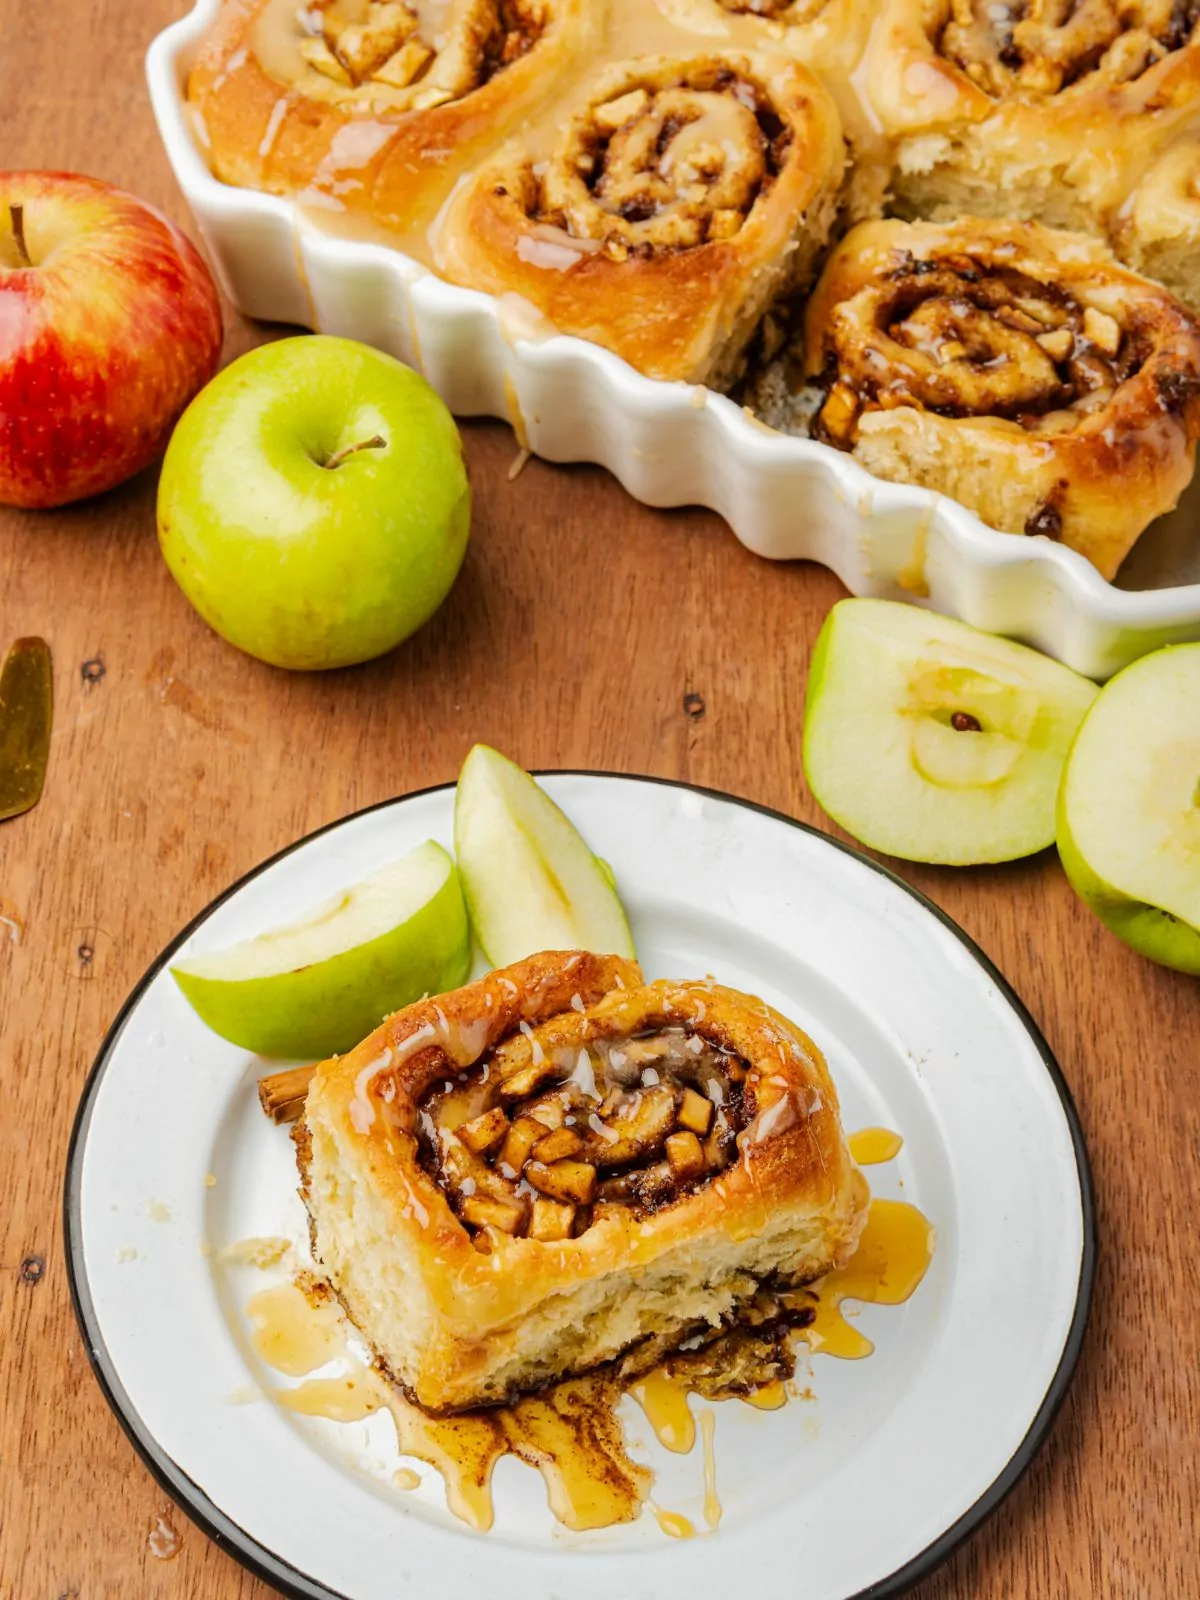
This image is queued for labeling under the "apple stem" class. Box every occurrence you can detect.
[9,205,30,268]
[322,434,386,471]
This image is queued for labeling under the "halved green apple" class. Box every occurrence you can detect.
[803,599,1099,864]
[454,744,635,964]
[1057,643,1200,974]
[171,840,470,1058]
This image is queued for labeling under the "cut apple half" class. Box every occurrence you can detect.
[171,840,471,1058]
[454,744,636,965]
[1057,643,1200,974]
[803,599,1099,865]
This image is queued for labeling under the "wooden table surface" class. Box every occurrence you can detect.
[2,5,1197,1596]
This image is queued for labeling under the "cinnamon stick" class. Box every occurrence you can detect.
[258,1064,315,1124]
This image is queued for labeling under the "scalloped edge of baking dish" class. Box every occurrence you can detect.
[147,0,1200,678]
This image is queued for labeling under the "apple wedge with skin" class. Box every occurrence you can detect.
[171,841,470,1059]
[454,745,636,965]
[803,599,1099,865]
[1058,643,1200,975]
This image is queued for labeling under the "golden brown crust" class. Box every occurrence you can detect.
[865,0,1200,230]
[302,951,867,1411]
[187,0,598,234]
[788,216,1200,578]
[434,52,845,385]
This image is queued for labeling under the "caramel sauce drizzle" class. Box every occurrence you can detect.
[240,1125,931,1536]
[700,1406,722,1529]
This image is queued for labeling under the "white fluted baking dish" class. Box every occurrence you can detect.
[147,0,1200,679]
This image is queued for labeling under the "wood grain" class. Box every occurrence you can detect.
[1,5,1196,1596]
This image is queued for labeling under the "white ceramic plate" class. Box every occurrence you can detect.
[147,0,1200,680]
[66,775,1094,1600]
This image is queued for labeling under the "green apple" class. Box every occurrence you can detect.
[157,336,470,670]
[1057,644,1200,974]
[803,599,1098,864]
[454,744,635,965]
[171,840,470,1058]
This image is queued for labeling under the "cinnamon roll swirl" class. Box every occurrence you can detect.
[651,0,885,216]
[1112,143,1200,315]
[751,218,1200,578]
[863,0,1200,234]
[187,0,597,236]
[298,950,867,1411]
[434,53,844,385]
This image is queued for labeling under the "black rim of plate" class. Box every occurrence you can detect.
[64,772,1097,1600]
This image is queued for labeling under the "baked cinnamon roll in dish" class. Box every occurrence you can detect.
[862,0,1200,235]
[748,218,1200,578]
[296,950,868,1412]
[434,53,844,385]
[1112,142,1200,316]
[188,0,598,235]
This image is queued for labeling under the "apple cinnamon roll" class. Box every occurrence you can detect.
[187,0,598,237]
[1112,143,1200,316]
[753,217,1200,578]
[298,950,868,1412]
[433,53,844,385]
[862,0,1200,234]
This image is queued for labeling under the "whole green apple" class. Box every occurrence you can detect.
[157,336,470,670]
[1057,643,1200,975]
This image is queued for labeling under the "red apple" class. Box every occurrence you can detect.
[0,172,222,509]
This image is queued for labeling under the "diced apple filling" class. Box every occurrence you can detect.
[296,0,545,95]
[418,1024,751,1246]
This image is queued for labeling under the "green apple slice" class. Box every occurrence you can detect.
[454,744,635,965]
[1057,643,1200,974]
[803,599,1099,865]
[171,840,470,1058]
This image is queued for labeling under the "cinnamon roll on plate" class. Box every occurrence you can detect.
[434,53,845,385]
[862,0,1200,235]
[746,217,1200,579]
[297,950,868,1412]
[187,0,598,237]
[1112,142,1200,317]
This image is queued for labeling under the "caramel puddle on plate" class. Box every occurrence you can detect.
[245,1282,344,1377]
[249,1282,649,1533]
[803,1198,937,1360]
[848,1126,905,1165]
[649,1503,697,1539]
[296,1367,650,1533]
